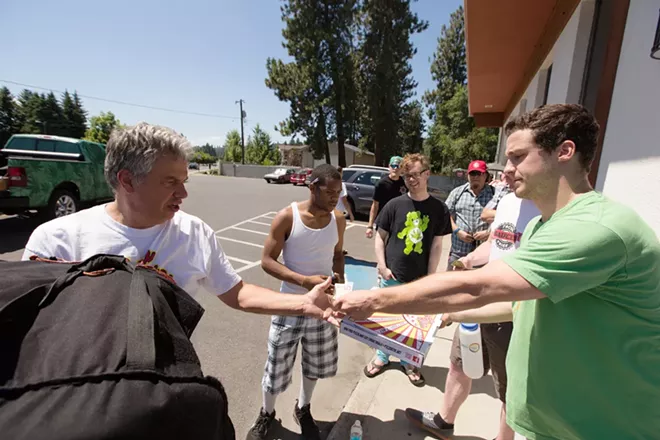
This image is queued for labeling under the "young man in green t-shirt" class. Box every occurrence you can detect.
[333,104,660,440]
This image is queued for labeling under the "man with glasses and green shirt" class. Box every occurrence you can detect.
[362,153,452,386]
[445,160,494,268]
[334,104,660,440]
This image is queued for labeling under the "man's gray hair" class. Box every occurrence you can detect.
[104,122,191,191]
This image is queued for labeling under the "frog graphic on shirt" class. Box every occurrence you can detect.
[397,211,429,255]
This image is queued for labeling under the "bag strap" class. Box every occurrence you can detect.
[126,268,156,370]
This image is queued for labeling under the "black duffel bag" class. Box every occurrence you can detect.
[0,254,235,440]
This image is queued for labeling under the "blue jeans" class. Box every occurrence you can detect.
[375,277,411,367]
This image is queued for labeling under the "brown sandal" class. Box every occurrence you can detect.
[401,364,425,387]
[363,356,389,378]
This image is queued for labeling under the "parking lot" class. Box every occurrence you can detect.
[0,174,377,439]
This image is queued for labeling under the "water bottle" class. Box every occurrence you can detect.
[459,323,484,379]
[349,420,363,440]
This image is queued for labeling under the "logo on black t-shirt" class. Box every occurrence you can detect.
[493,222,522,251]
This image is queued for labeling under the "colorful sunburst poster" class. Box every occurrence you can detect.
[340,313,443,368]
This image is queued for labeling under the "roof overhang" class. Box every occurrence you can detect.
[465,0,580,126]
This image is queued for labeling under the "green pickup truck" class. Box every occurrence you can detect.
[0,134,113,219]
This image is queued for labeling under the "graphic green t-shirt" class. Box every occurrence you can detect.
[502,191,660,440]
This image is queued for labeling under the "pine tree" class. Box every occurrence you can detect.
[38,92,64,136]
[399,100,424,155]
[17,90,44,134]
[423,6,466,117]
[0,87,18,147]
[423,6,497,173]
[61,90,87,138]
[222,130,243,163]
[359,0,428,165]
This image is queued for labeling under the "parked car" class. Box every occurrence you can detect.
[188,162,199,170]
[0,134,113,219]
[264,167,297,184]
[343,166,449,216]
[291,168,312,186]
[343,167,390,216]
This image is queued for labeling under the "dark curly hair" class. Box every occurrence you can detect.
[309,163,341,186]
[504,104,600,170]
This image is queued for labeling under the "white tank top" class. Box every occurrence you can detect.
[281,202,338,294]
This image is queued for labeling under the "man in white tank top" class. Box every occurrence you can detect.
[248,164,346,440]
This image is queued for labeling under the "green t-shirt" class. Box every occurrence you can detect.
[503,191,660,440]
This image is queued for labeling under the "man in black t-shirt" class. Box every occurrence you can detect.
[364,153,452,386]
[366,156,407,238]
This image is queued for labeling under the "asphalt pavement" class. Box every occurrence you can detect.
[0,174,377,439]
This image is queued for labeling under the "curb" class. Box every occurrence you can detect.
[327,367,387,440]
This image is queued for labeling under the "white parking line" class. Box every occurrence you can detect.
[248,220,272,227]
[231,226,269,236]
[236,261,262,274]
[347,222,369,228]
[215,211,278,234]
[226,255,253,265]
[217,236,264,248]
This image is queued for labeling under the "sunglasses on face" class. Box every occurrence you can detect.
[468,171,484,177]
[390,164,400,169]
[404,169,428,180]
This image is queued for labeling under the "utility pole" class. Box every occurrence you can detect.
[236,99,246,164]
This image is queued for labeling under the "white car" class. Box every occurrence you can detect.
[264,168,296,184]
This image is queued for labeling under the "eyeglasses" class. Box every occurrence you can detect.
[468,171,484,177]
[390,164,399,169]
[404,170,428,180]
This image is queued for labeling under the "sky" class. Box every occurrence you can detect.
[0,0,462,147]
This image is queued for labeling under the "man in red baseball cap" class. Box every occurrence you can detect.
[444,160,494,267]
[468,159,488,174]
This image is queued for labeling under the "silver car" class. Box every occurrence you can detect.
[344,166,449,216]
[343,166,389,216]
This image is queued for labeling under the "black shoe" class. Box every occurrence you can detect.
[293,400,321,440]
[404,408,454,440]
[247,408,276,440]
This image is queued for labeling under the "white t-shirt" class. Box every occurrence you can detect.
[22,205,241,298]
[489,193,540,262]
[336,182,348,213]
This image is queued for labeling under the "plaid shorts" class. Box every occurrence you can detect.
[261,315,339,395]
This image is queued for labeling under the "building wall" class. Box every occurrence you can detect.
[497,0,595,165]
[546,0,595,105]
[595,0,660,236]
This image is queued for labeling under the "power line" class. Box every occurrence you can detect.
[0,79,241,121]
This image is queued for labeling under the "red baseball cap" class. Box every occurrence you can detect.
[468,160,488,174]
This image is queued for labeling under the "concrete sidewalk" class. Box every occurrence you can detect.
[327,326,501,440]
[327,235,501,440]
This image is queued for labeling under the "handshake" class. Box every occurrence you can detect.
[301,275,379,326]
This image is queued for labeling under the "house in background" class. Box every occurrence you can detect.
[276,142,375,168]
[464,0,660,236]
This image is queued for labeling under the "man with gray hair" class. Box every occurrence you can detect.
[23,123,336,322]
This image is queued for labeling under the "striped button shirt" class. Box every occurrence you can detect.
[445,182,494,257]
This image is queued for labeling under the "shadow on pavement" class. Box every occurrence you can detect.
[332,409,487,440]
[267,417,335,440]
[421,365,499,400]
[0,215,44,255]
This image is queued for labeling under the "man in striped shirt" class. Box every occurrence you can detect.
[444,160,494,268]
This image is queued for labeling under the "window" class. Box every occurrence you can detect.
[55,141,81,154]
[5,137,37,150]
[342,169,357,181]
[542,64,553,105]
[37,140,56,152]
[354,171,383,186]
